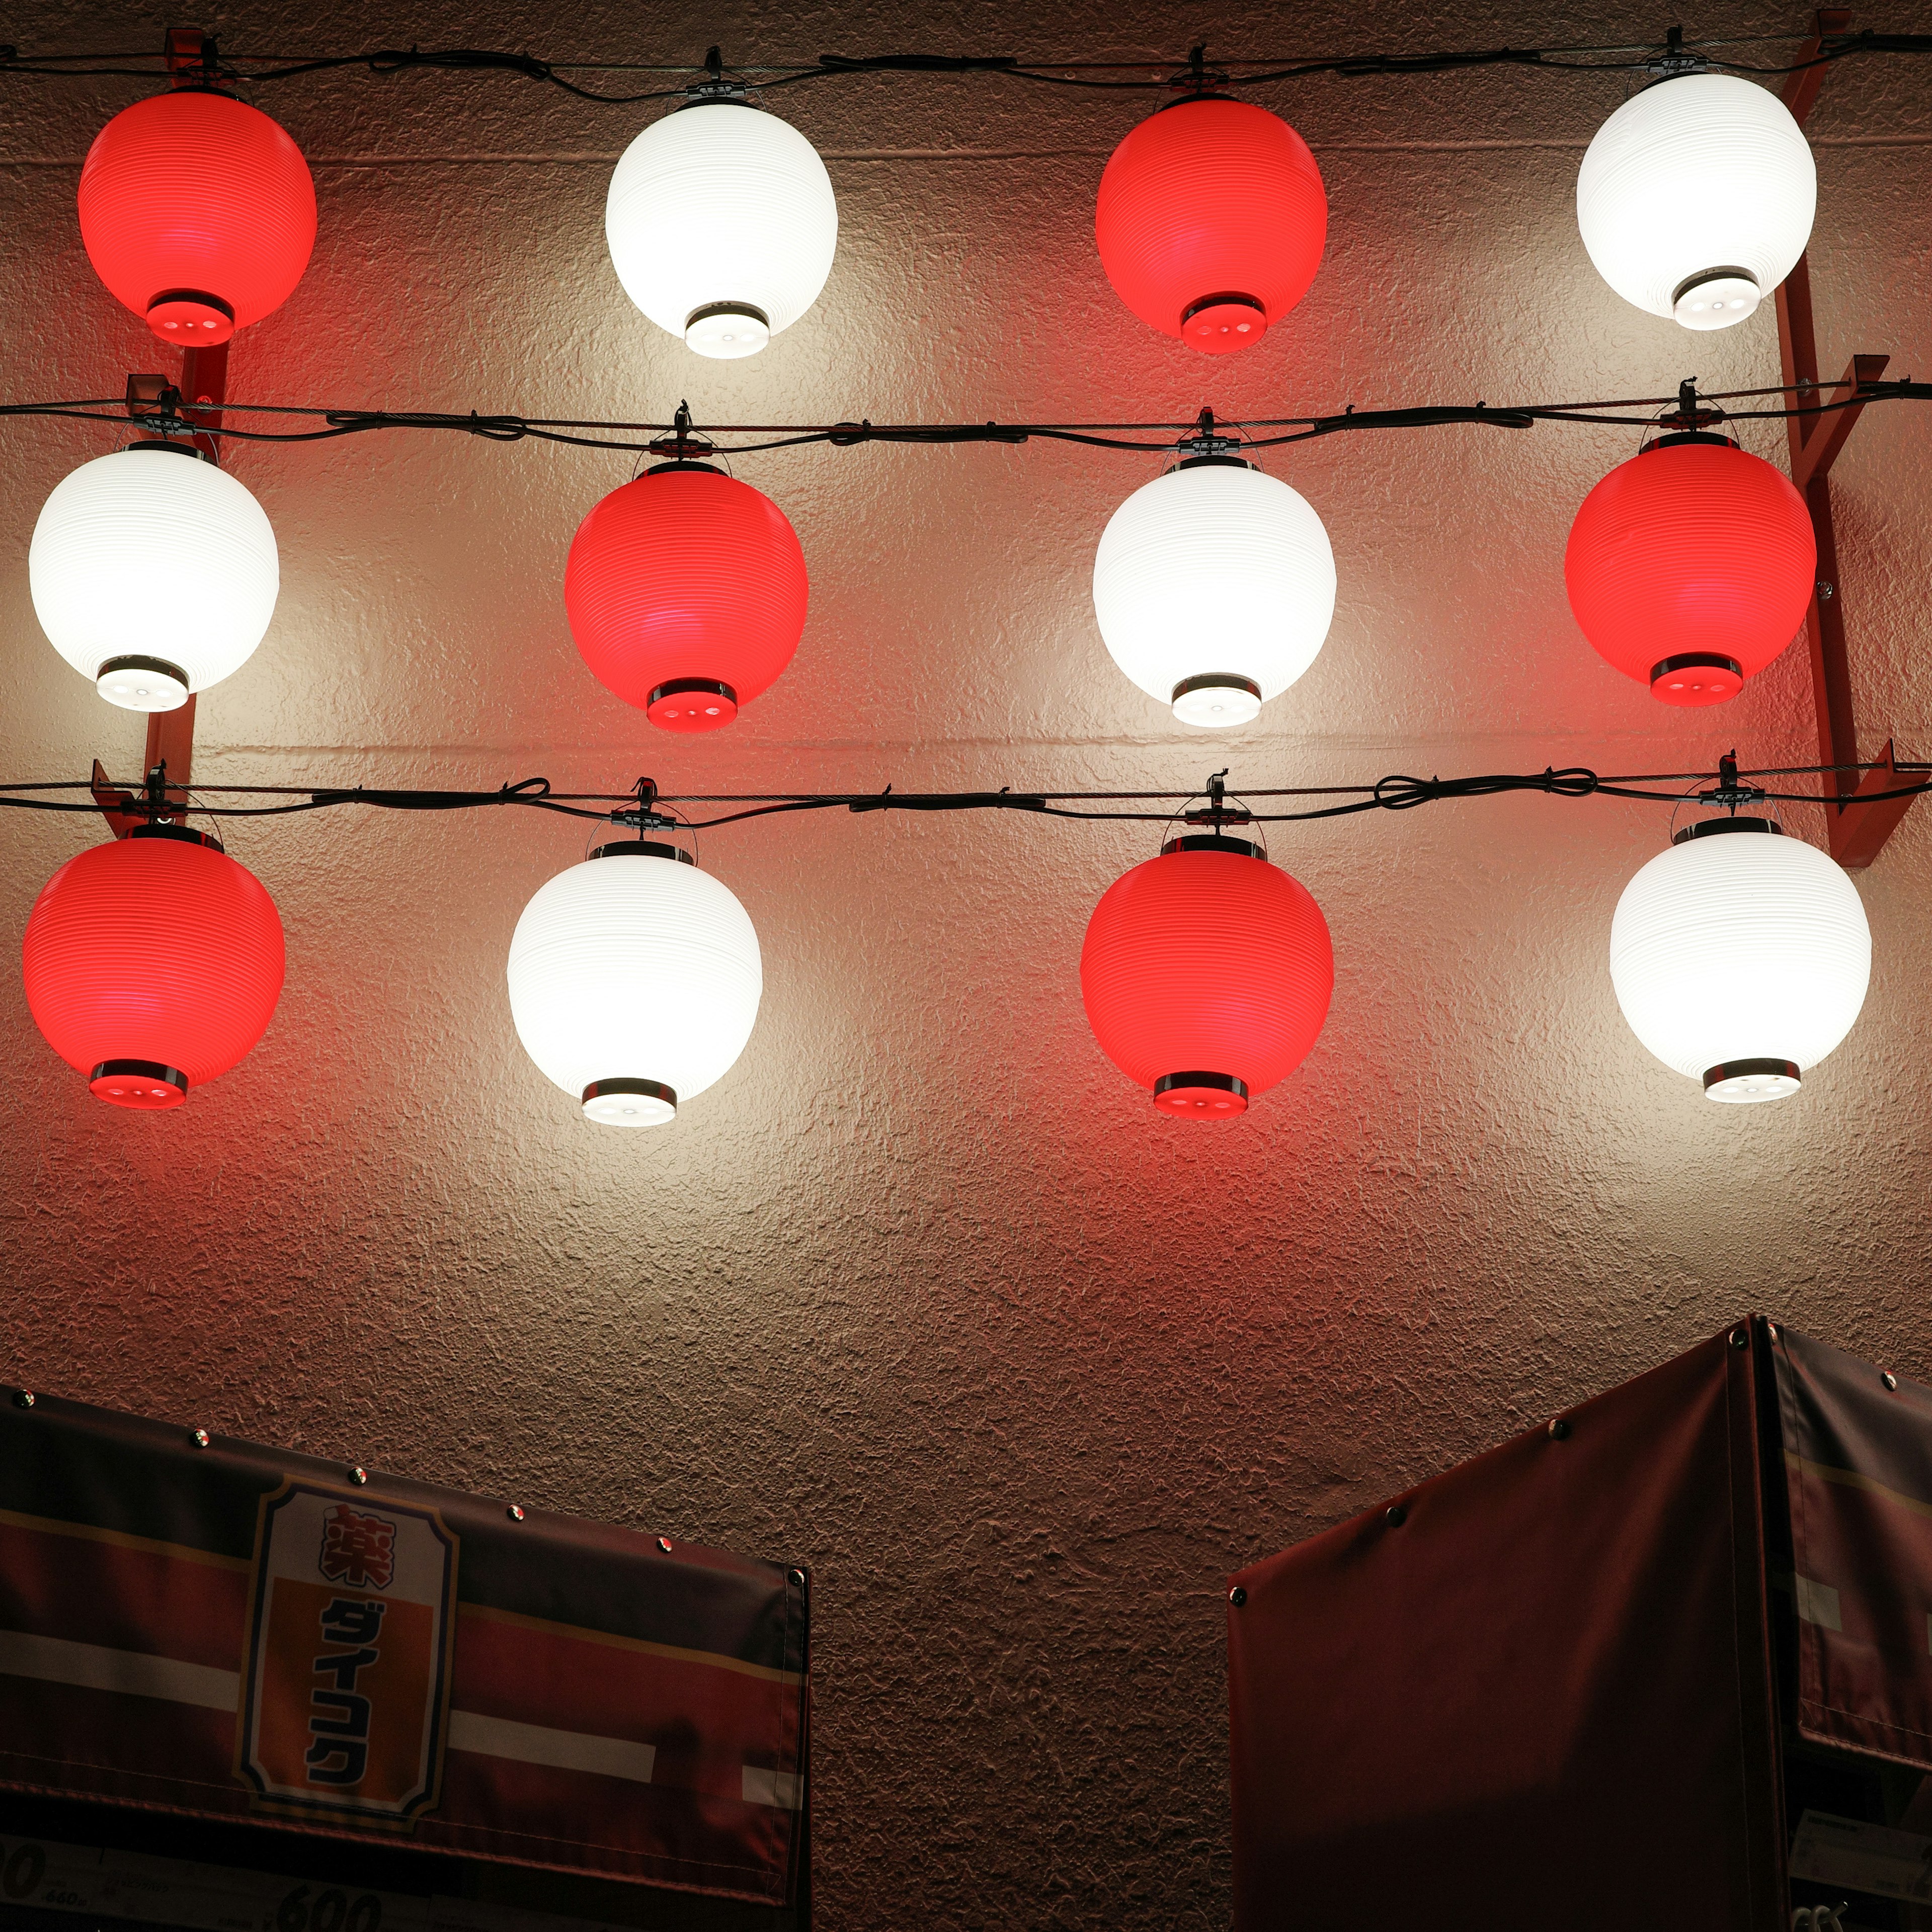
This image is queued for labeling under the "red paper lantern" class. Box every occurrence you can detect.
[1080,836,1334,1118]
[564,463,810,732]
[1565,433,1817,706]
[22,826,286,1110]
[77,90,317,346]
[1094,98,1327,355]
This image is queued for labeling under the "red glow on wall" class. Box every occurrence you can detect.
[1080,840,1334,1118]
[564,465,810,731]
[1094,98,1327,356]
[22,830,286,1109]
[1565,437,1817,706]
[77,91,317,346]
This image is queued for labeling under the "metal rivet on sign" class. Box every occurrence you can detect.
[1730,1329,1749,1349]
[1548,1418,1571,1440]
[12,1390,33,1409]
[657,1536,673,1553]
[1385,1504,1407,1528]
[788,1568,806,1587]
[1884,1372,1900,1392]
[1228,1586,1247,1607]
[191,1428,210,1448]
[1765,1321,1779,1341]
[506,1504,526,1521]
[1817,581,1835,600]
[349,1466,369,1485]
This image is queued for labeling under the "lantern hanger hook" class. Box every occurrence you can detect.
[646,400,717,465]
[1643,24,1719,84]
[683,43,750,104]
[1174,406,1247,465]
[1696,749,1767,816]
[1166,43,1230,98]
[1652,376,1728,438]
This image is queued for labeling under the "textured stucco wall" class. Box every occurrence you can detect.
[5,2,1932,1922]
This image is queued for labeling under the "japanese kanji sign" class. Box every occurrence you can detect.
[238,1485,456,1822]
[0,1389,808,1908]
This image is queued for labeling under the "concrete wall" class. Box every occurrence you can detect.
[4,3,1931,1921]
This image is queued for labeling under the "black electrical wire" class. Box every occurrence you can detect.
[9,371,1920,461]
[8,762,1925,833]
[4,28,1930,101]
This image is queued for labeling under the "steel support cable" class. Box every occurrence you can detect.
[2,763,1924,830]
[2,30,1931,97]
[7,375,1923,459]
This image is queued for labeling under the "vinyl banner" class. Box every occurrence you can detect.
[0,1387,808,1908]
[1773,1322,1932,1771]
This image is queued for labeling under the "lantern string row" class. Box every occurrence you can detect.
[1,761,1924,831]
[3,30,1931,102]
[6,375,1923,460]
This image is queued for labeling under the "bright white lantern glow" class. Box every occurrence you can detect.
[1092,460,1336,728]
[1609,820,1869,1103]
[30,444,279,711]
[1577,72,1815,331]
[506,842,763,1128]
[605,101,838,359]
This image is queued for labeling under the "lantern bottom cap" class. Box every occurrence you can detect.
[145,287,235,346]
[648,678,739,731]
[1672,267,1759,331]
[1179,292,1267,354]
[1703,1058,1801,1103]
[1650,653,1744,706]
[582,1078,677,1126]
[684,301,770,359]
[1153,1071,1249,1118]
[1171,673,1262,728]
[96,656,191,712]
[89,1060,188,1110]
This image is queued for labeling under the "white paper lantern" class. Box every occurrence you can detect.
[1092,458,1336,728]
[30,443,279,711]
[506,841,763,1126]
[605,101,838,359]
[1577,71,1815,331]
[1609,819,1869,1102]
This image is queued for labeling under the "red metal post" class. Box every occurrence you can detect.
[1774,9,1914,868]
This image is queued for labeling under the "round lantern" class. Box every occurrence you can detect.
[1609,818,1869,1102]
[30,443,280,712]
[78,90,316,345]
[1095,97,1327,354]
[605,101,838,358]
[564,462,808,731]
[22,825,286,1109]
[506,840,763,1126]
[1576,72,1814,330]
[1565,432,1815,705]
[1080,835,1334,1117]
[1092,457,1335,727]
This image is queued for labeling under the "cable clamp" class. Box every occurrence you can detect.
[1697,750,1767,813]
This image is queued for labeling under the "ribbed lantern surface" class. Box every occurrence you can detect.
[564,466,809,731]
[1093,462,1335,726]
[506,846,763,1126]
[1609,823,1869,1101]
[1095,98,1327,353]
[1576,72,1814,329]
[605,102,838,356]
[30,446,280,710]
[1080,842,1334,1117]
[22,831,286,1109]
[77,91,316,344]
[1565,438,1815,705]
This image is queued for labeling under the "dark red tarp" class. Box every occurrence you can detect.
[1227,1322,1785,1929]
[1774,1321,1932,1771]
[0,1386,808,1908]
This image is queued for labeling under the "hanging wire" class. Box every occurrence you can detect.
[0,761,1922,831]
[7,371,1921,461]
[2,28,1928,100]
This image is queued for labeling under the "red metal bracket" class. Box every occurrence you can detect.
[1775,8,1915,868]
